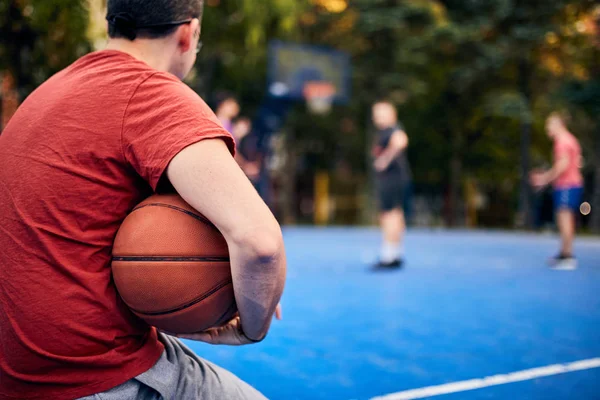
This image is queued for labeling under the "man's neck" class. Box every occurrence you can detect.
[105,39,174,74]
[555,129,571,141]
[380,123,396,130]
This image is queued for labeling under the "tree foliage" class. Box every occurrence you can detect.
[0,0,90,96]
[295,0,599,226]
[1,0,598,228]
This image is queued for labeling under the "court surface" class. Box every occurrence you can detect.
[184,228,600,400]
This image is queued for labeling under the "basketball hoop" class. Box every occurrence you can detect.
[303,82,336,115]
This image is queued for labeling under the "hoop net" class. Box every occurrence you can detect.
[303,82,336,115]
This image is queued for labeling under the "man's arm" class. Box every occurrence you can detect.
[531,155,570,188]
[374,130,409,172]
[166,139,286,342]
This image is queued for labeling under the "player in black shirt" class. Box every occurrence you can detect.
[371,101,411,269]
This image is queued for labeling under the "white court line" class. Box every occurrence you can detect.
[370,357,600,400]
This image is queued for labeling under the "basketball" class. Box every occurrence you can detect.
[112,194,237,334]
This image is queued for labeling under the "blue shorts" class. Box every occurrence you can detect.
[553,187,583,212]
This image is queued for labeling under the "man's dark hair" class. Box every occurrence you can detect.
[549,110,572,127]
[107,0,203,41]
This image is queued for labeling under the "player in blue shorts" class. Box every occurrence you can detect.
[531,113,584,270]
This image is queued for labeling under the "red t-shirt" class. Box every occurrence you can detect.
[553,132,583,189]
[0,50,234,400]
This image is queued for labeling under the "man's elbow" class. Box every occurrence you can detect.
[554,162,568,176]
[392,140,408,152]
[233,224,284,263]
[252,229,284,263]
[400,136,409,150]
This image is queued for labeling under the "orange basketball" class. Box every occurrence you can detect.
[112,194,237,334]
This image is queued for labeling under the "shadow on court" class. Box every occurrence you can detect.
[184,228,600,400]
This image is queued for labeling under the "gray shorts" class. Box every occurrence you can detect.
[79,333,267,400]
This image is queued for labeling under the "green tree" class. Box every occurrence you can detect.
[191,0,307,102]
[316,0,597,227]
[0,0,90,97]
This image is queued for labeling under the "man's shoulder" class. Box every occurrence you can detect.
[561,133,580,146]
[136,71,193,93]
[122,72,219,134]
[378,125,397,134]
[40,51,159,106]
[567,133,581,147]
[379,124,405,135]
[130,71,207,107]
[554,134,580,152]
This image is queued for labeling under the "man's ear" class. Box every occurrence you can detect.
[195,17,202,39]
[177,18,200,53]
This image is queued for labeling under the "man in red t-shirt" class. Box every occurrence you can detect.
[530,112,584,270]
[0,1,286,399]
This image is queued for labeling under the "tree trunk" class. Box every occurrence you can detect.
[364,125,377,224]
[1,71,19,132]
[517,60,533,229]
[517,121,532,228]
[448,129,463,227]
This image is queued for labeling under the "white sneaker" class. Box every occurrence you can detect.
[548,255,578,270]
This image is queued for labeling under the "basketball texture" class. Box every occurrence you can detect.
[112,194,237,334]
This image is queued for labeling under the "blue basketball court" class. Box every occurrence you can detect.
[184,228,600,400]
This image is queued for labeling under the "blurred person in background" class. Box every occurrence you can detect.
[232,117,261,186]
[214,92,240,133]
[530,112,584,270]
[371,101,411,270]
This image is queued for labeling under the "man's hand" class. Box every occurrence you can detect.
[178,304,283,346]
[529,170,548,189]
[374,130,408,173]
[374,157,390,172]
[530,156,569,190]
[178,316,254,346]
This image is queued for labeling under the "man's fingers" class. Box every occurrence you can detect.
[178,331,213,342]
[174,316,265,346]
[275,304,282,320]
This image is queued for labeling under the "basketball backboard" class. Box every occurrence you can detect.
[267,40,351,104]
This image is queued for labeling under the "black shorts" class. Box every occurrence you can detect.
[376,174,407,212]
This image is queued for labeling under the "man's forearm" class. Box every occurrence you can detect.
[377,146,403,168]
[379,150,396,166]
[544,159,569,184]
[229,237,286,341]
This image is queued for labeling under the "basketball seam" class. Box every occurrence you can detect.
[132,203,217,229]
[129,279,232,316]
[113,256,229,262]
